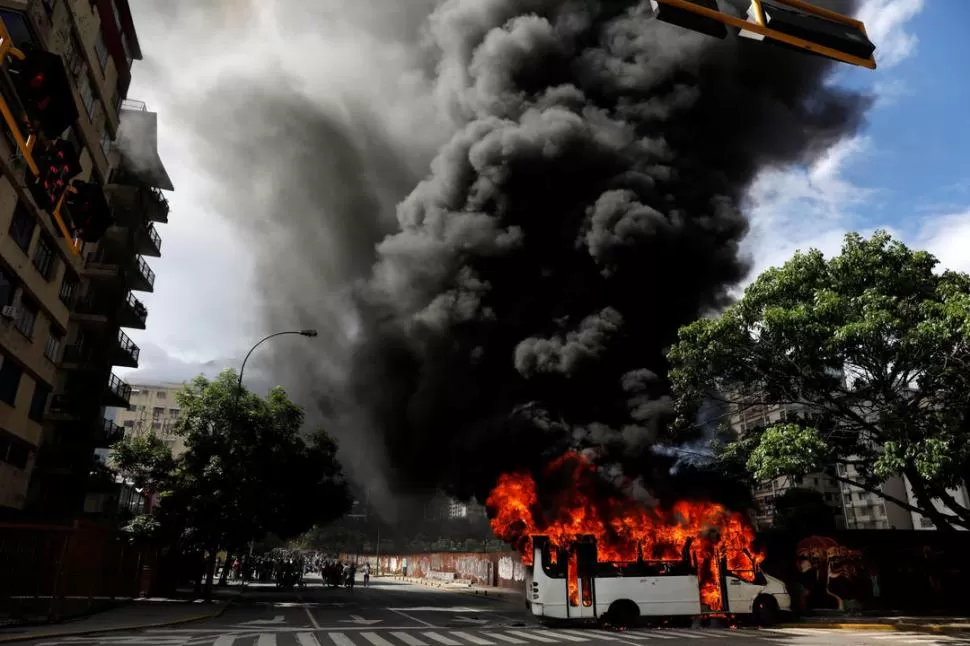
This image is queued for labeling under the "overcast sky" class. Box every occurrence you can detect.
[116,0,965,401]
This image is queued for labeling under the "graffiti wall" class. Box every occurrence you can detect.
[759,530,970,615]
[343,551,527,591]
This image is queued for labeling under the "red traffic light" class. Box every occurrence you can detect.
[27,139,82,212]
[10,50,79,139]
[66,181,113,243]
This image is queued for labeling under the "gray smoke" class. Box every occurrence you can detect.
[141,0,871,517]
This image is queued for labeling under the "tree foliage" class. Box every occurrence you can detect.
[110,432,176,492]
[164,370,352,553]
[668,231,970,530]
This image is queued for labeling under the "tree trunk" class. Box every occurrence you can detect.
[203,548,218,600]
[219,551,233,586]
[905,468,960,532]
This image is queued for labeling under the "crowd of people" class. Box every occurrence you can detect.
[218,551,373,589]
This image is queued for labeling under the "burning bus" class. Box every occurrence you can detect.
[523,534,790,625]
[488,452,791,625]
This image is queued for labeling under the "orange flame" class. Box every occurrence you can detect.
[486,451,764,611]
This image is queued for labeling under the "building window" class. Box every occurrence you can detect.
[123,420,135,428]
[100,130,113,159]
[152,406,164,418]
[44,328,62,362]
[0,358,23,406]
[0,266,15,306]
[32,236,56,280]
[8,202,35,251]
[156,391,167,400]
[79,72,97,120]
[94,29,110,71]
[152,420,161,430]
[14,297,37,338]
[59,272,78,307]
[28,380,51,422]
[1,435,29,470]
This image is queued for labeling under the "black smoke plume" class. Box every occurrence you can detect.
[169,0,871,517]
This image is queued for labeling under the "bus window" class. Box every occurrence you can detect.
[540,543,567,579]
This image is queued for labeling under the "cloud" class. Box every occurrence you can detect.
[736,0,932,285]
[857,0,924,68]
[915,210,970,275]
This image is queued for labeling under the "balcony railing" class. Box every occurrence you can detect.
[107,372,132,405]
[145,222,161,252]
[123,291,148,326]
[101,418,125,445]
[121,99,147,112]
[117,329,140,365]
[134,255,156,290]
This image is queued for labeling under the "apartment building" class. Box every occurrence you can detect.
[0,0,171,517]
[115,382,186,456]
[728,399,844,530]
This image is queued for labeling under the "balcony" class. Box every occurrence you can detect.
[119,291,148,329]
[106,373,132,408]
[114,329,140,368]
[135,222,162,257]
[83,249,155,293]
[104,174,170,225]
[130,255,155,292]
[99,419,125,446]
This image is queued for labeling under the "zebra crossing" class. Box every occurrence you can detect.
[35,627,970,646]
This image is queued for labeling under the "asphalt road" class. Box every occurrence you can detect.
[21,576,970,646]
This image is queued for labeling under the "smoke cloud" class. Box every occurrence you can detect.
[150,0,870,517]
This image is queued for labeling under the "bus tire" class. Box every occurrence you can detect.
[752,595,779,626]
[605,600,640,627]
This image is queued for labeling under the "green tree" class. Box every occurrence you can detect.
[162,370,351,591]
[668,231,970,530]
[109,432,177,543]
[110,431,176,492]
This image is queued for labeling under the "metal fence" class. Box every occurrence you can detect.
[0,521,152,627]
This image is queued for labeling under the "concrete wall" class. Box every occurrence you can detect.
[344,551,528,591]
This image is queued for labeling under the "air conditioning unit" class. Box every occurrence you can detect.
[1,305,19,320]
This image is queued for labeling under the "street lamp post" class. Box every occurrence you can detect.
[234,329,318,560]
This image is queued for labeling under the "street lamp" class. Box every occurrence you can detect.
[233,329,317,562]
[236,329,318,394]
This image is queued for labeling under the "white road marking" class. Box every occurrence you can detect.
[539,631,590,642]
[451,631,495,645]
[392,631,430,646]
[330,633,359,646]
[361,632,398,646]
[388,608,437,627]
[256,634,278,646]
[504,631,560,643]
[488,633,528,644]
[306,605,323,630]
[214,637,238,646]
[423,632,463,645]
[297,634,323,646]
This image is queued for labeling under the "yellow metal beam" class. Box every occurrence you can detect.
[52,185,81,256]
[655,0,877,69]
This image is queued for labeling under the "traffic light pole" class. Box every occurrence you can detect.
[653,0,877,69]
[0,18,82,255]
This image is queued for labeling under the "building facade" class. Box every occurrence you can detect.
[0,0,170,517]
[728,399,844,530]
[115,382,186,456]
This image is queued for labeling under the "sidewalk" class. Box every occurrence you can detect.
[779,615,970,633]
[392,576,523,604]
[0,593,239,644]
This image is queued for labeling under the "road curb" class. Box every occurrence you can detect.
[778,622,968,633]
[399,576,521,606]
[0,600,233,644]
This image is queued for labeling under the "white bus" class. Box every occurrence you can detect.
[524,536,791,626]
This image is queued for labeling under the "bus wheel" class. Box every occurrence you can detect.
[752,595,779,626]
[606,600,640,627]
